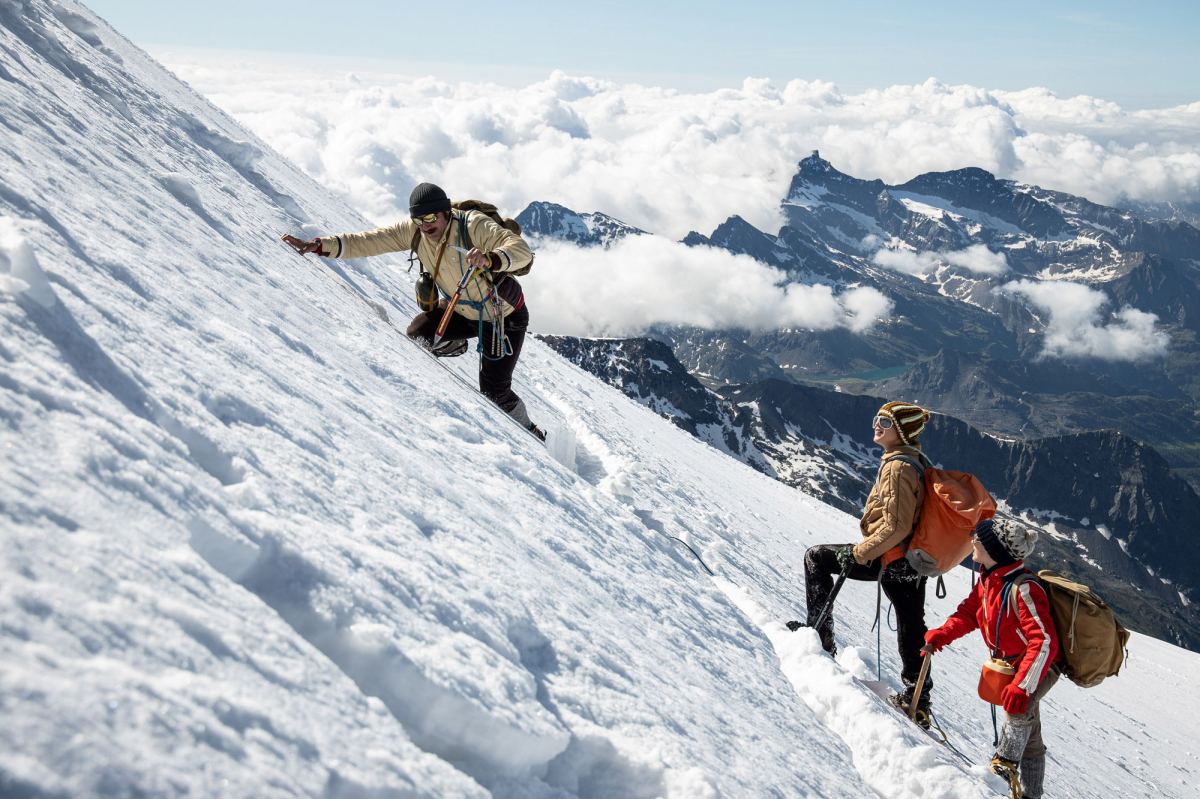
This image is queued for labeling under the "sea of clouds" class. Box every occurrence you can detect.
[162,52,1199,349]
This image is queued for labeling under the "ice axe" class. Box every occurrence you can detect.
[908,645,935,722]
[431,264,488,347]
[787,558,853,633]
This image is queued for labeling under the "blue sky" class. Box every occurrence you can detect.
[87,0,1198,109]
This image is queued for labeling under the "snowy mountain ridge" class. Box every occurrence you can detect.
[2,2,1199,797]
[516,201,646,249]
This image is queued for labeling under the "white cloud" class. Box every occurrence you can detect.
[524,237,892,337]
[944,245,1010,275]
[872,249,941,276]
[872,244,1009,276]
[157,52,1200,242]
[999,279,1169,361]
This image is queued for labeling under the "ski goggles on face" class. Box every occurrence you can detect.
[872,415,894,430]
[412,212,439,225]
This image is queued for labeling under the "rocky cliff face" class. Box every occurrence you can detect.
[542,336,1200,650]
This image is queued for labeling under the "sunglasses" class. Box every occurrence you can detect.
[412,213,440,225]
[872,415,894,430]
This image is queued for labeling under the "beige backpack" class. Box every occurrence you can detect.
[1011,571,1131,688]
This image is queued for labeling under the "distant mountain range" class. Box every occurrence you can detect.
[519,153,1200,491]
[524,156,1200,650]
[540,335,1200,651]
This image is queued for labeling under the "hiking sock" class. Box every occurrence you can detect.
[1020,755,1045,799]
[506,399,531,428]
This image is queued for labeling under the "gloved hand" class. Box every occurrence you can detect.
[836,544,857,570]
[923,628,952,653]
[785,620,803,632]
[1000,683,1030,715]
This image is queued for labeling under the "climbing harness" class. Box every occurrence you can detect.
[432,219,513,362]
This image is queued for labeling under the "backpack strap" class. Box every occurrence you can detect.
[458,208,473,251]
[1007,571,1038,614]
[881,454,925,479]
[408,227,423,273]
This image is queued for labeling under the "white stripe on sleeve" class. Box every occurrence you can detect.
[1018,583,1053,693]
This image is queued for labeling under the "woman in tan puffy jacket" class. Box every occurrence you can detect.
[788,401,933,717]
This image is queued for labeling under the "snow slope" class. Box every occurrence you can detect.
[1,2,1197,797]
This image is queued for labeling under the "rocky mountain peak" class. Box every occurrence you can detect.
[515,200,646,248]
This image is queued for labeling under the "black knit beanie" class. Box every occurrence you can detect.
[975,518,1020,567]
[409,183,451,217]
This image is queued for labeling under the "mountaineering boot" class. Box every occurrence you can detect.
[431,338,468,358]
[528,423,547,442]
[783,620,836,656]
[1019,756,1045,799]
[990,755,1023,799]
[888,685,931,729]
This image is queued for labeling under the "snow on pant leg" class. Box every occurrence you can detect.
[881,572,930,692]
[1021,665,1060,760]
[997,665,1060,763]
[478,323,526,414]
[803,545,882,654]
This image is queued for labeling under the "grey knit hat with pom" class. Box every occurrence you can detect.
[975,518,1038,565]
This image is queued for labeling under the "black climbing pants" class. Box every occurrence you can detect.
[407,301,529,414]
[804,544,931,692]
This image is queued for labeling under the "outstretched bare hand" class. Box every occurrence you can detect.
[281,233,321,256]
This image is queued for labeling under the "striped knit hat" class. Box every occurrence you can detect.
[876,401,930,445]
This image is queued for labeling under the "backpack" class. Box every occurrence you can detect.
[1010,571,1130,688]
[408,201,534,278]
[883,449,997,577]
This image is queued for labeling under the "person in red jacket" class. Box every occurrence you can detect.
[923,518,1060,799]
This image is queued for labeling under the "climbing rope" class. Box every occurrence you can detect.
[665,536,715,576]
[924,710,975,767]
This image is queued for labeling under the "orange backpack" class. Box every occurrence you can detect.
[882,449,997,576]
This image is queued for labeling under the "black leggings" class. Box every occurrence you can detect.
[804,544,931,691]
[407,302,529,413]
